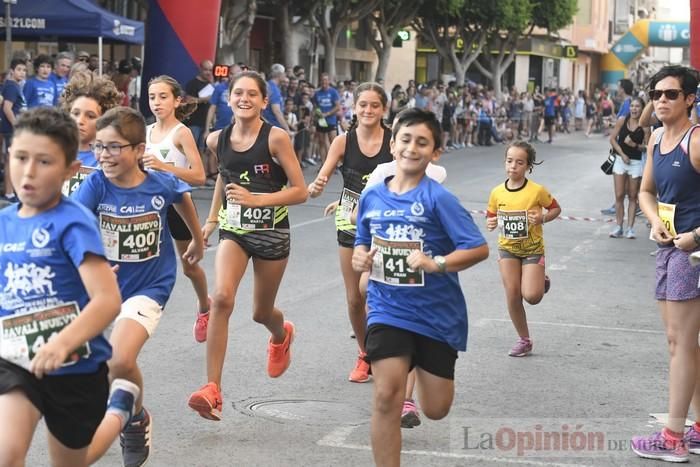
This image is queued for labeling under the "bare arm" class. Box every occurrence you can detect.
[271,103,291,132]
[3,99,16,126]
[172,192,205,264]
[308,133,346,197]
[608,118,628,162]
[639,100,658,128]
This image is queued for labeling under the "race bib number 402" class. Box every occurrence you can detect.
[226,195,276,230]
[100,212,161,262]
[370,236,424,287]
[0,302,90,371]
[498,210,529,240]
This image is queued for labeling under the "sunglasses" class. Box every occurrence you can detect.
[649,89,684,101]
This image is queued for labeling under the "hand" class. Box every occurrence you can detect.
[111,264,120,274]
[201,221,218,248]
[527,209,544,226]
[141,153,166,172]
[623,135,635,147]
[182,239,204,265]
[30,336,72,379]
[621,154,631,164]
[673,231,698,252]
[650,220,674,244]
[308,175,328,198]
[352,247,377,273]
[406,250,439,274]
[225,183,256,207]
[486,216,498,231]
[324,200,339,216]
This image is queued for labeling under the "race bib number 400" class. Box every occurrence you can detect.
[61,166,96,196]
[370,236,424,287]
[0,302,90,371]
[100,212,161,262]
[338,188,360,223]
[226,196,276,230]
[498,210,529,240]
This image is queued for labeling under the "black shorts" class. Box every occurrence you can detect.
[220,228,290,260]
[544,116,556,127]
[337,229,355,249]
[316,124,336,134]
[0,359,109,449]
[167,205,192,241]
[441,120,452,133]
[364,324,457,379]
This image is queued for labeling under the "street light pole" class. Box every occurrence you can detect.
[4,0,16,70]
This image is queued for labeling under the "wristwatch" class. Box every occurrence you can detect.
[434,255,447,274]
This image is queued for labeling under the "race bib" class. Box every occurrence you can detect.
[498,210,529,240]
[0,302,90,371]
[226,194,277,230]
[657,202,677,237]
[100,212,161,262]
[338,188,360,223]
[61,166,96,196]
[370,236,424,287]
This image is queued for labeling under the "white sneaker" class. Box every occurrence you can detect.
[609,226,624,238]
[625,228,636,239]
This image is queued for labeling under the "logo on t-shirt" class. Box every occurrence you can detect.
[31,228,50,249]
[410,202,424,216]
[151,195,165,210]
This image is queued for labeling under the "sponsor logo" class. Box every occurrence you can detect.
[31,228,50,249]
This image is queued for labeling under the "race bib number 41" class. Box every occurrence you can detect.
[370,236,424,286]
[226,195,276,230]
[0,302,90,371]
[498,210,529,240]
[100,212,161,262]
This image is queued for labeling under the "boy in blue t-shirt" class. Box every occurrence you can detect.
[72,106,204,466]
[23,54,57,109]
[352,108,489,465]
[0,107,124,466]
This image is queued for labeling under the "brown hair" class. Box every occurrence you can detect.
[228,70,268,99]
[148,75,197,121]
[506,140,542,173]
[96,106,146,146]
[14,107,79,165]
[60,71,122,115]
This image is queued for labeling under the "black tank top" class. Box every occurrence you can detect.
[216,122,290,230]
[616,115,645,160]
[341,126,393,194]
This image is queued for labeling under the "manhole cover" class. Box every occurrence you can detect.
[234,398,370,426]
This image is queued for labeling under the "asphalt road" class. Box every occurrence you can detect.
[22,131,682,466]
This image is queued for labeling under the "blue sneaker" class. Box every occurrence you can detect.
[121,407,152,467]
[601,205,616,216]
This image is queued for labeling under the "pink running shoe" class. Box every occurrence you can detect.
[632,431,689,462]
[401,399,421,428]
[193,296,212,343]
[508,337,532,357]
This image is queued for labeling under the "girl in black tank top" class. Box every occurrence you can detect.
[188,72,308,421]
[306,82,391,383]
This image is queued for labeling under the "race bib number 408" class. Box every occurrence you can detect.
[497,210,529,240]
[100,212,161,262]
[370,236,424,287]
[0,302,90,371]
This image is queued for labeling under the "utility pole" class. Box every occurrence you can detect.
[692,0,700,69]
[4,0,16,70]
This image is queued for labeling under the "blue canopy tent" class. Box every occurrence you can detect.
[0,0,145,73]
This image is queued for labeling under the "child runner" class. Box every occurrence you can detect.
[60,71,122,195]
[0,107,123,467]
[308,82,393,383]
[486,141,561,357]
[352,108,489,466]
[187,71,307,421]
[631,65,700,463]
[144,75,210,343]
[73,107,204,467]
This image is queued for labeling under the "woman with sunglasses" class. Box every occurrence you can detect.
[632,65,700,463]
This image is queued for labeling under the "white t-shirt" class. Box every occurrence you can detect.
[364,161,447,190]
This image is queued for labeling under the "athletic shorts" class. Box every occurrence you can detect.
[0,358,108,449]
[364,323,457,380]
[544,116,556,127]
[167,205,192,241]
[441,120,452,133]
[612,157,643,178]
[116,295,163,336]
[315,124,336,134]
[655,246,700,301]
[498,249,545,266]
[337,229,356,249]
[220,228,290,260]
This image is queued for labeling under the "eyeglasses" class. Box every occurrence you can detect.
[649,89,684,101]
[91,142,136,156]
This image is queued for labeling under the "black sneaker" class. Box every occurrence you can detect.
[120,407,152,467]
